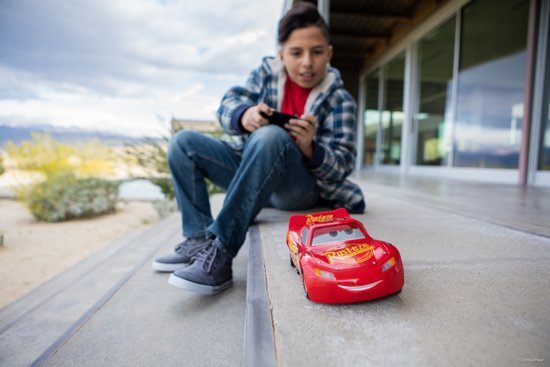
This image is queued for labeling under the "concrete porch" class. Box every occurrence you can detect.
[0,173,548,366]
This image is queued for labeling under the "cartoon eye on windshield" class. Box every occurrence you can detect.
[311,224,366,246]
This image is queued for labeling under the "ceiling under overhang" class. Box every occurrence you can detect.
[292,0,450,74]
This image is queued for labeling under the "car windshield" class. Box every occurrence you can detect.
[310,224,366,246]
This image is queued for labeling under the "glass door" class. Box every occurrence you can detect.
[453,0,529,169]
[381,53,405,165]
[415,16,456,166]
[363,70,380,166]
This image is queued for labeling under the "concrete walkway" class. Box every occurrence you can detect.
[0,174,549,366]
[0,194,249,367]
[43,230,248,367]
[258,173,550,366]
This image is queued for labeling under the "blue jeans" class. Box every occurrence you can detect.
[167,125,319,257]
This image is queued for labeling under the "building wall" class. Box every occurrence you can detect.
[170,118,221,135]
[355,0,550,186]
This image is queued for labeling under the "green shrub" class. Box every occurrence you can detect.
[124,136,225,199]
[6,134,121,222]
[0,155,4,176]
[149,177,174,199]
[206,178,224,196]
[6,133,117,179]
[19,172,120,222]
[124,137,175,199]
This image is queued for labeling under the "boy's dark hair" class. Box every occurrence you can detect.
[277,2,330,44]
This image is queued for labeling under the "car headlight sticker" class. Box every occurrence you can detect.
[381,257,396,272]
[313,268,336,280]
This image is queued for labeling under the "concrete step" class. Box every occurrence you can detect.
[255,180,550,366]
[42,224,249,367]
[0,213,180,366]
[2,179,548,367]
[0,194,258,367]
[355,172,550,238]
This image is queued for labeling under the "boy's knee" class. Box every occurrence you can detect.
[167,130,198,162]
[247,125,291,152]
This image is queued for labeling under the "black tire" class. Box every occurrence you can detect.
[302,276,310,300]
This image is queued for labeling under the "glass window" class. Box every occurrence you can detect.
[454,0,529,169]
[363,70,380,166]
[415,16,456,166]
[539,26,550,170]
[301,228,309,245]
[382,52,405,165]
[541,101,550,170]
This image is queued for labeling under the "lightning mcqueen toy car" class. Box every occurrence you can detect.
[286,208,404,304]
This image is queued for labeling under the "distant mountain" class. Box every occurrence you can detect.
[0,124,145,148]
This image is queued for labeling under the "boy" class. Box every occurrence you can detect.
[153,3,365,294]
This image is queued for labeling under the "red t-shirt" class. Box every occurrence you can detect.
[281,77,312,116]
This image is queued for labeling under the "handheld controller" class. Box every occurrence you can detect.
[260,111,297,130]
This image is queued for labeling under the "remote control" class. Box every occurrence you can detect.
[260,111,297,129]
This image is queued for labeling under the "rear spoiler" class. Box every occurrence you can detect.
[288,208,350,232]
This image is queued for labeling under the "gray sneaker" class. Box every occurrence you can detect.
[168,239,233,295]
[152,237,212,272]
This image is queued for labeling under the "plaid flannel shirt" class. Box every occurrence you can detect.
[216,57,364,211]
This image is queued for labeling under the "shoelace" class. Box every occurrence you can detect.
[175,238,210,256]
[195,241,218,273]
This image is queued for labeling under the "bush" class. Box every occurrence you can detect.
[6,133,117,179]
[149,177,174,200]
[19,172,119,222]
[6,133,121,222]
[124,136,225,199]
[0,155,4,176]
[124,137,175,199]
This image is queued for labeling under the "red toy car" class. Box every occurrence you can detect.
[286,208,404,304]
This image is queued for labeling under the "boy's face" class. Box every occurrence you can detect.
[279,26,333,89]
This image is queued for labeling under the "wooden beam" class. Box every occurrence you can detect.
[332,59,367,68]
[331,11,413,23]
[333,50,373,59]
[331,60,364,71]
[331,33,390,43]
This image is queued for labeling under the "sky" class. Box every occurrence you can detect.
[0,0,284,137]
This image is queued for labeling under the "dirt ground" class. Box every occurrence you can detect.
[0,199,159,309]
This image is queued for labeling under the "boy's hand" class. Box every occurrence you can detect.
[285,114,317,160]
[241,103,272,132]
